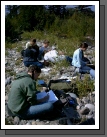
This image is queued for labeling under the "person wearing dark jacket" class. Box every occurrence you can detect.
[23,44,44,68]
[7,65,54,120]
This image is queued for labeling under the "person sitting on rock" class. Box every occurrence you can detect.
[21,38,37,58]
[38,40,51,61]
[7,65,56,120]
[26,38,37,49]
[23,39,44,68]
[72,42,95,79]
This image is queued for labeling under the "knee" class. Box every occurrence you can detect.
[47,102,54,110]
[24,62,30,67]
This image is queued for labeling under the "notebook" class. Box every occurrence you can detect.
[36,90,58,103]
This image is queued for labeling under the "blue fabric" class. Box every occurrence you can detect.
[24,61,44,68]
[37,80,47,87]
[23,47,39,62]
[66,56,73,65]
[72,48,87,68]
[38,80,45,85]
[38,47,47,60]
[18,102,54,120]
[72,48,95,79]
[90,69,95,79]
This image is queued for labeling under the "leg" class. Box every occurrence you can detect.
[79,66,92,73]
[23,61,32,67]
[66,56,72,65]
[19,102,54,120]
[33,61,44,68]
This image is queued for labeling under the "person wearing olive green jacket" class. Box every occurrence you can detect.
[7,65,54,120]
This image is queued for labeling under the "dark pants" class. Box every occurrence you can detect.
[24,61,44,68]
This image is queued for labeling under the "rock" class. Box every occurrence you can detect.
[13,116,20,125]
[36,119,40,122]
[15,58,18,61]
[5,60,8,65]
[5,95,8,101]
[5,77,11,86]
[45,121,50,124]
[85,104,95,111]
[5,39,95,125]
[26,122,31,125]
[80,107,90,115]
[92,91,95,94]
[82,97,89,104]
[76,98,82,106]
[76,105,81,110]
[19,120,27,125]
[32,120,37,125]
[86,114,94,119]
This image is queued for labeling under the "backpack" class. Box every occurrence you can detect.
[47,79,76,92]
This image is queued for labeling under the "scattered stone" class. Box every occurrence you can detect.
[80,107,90,115]
[5,95,8,101]
[13,116,20,125]
[86,114,94,119]
[76,98,82,106]
[5,40,95,125]
[5,77,11,86]
[82,97,89,104]
[85,104,95,111]
[76,105,81,110]
[32,120,37,125]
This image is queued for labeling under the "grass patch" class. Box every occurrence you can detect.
[5,69,16,76]
[72,74,95,98]
[17,46,24,52]
[5,30,95,99]
[5,50,9,56]
[15,59,22,66]
[55,59,70,71]
[5,42,17,49]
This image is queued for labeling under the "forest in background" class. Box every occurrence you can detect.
[5,5,95,42]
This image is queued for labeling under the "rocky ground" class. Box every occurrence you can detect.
[5,40,95,125]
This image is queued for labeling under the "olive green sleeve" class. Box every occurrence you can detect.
[25,81,38,105]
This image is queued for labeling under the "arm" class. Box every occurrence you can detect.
[25,80,50,105]
[79,51,87,67]
[77,50,87,68]
[25,83,38,105]
[36,94,49,103]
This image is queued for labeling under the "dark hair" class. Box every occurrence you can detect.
[28,65,41,79]
[31,38,36,43]
[28,65,41,73]
[79,42,88,48]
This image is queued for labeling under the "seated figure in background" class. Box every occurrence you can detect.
[23,39,44,68]
[72,42,95,79]
[44,46,66,66]
[38,40,51,61]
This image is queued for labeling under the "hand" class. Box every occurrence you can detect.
[37,94,49,103]
[43,94,49,102]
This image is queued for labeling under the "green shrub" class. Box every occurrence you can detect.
[72,74,95,98]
